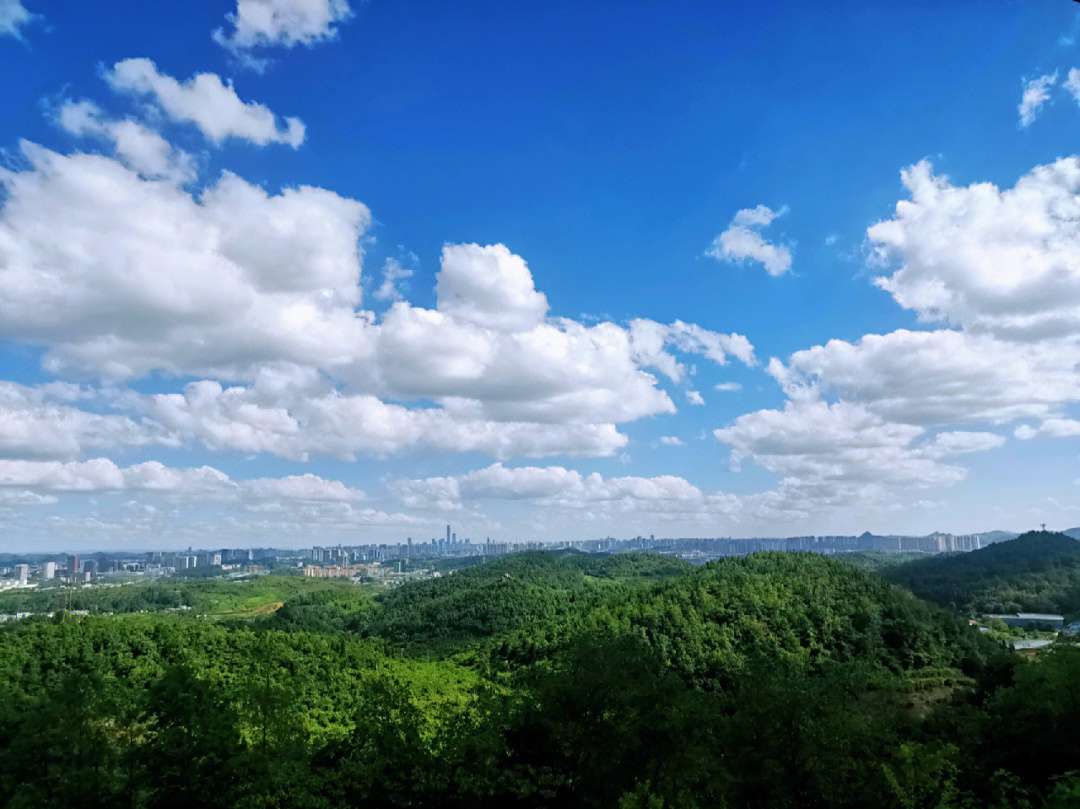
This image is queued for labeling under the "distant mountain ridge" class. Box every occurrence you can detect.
[975,530,1019,545]
[884,531,1080,615]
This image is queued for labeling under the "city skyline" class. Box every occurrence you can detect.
[0,526,999,569]
[4,2,1080,551]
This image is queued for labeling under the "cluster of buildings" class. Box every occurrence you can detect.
[2,559,66,590]
[150,547,275,570]
[306,525,549,565]
[0,547,280,589]
[3,528,997,590]
[292,529,990,577]
[436,531,984,561]
[302,563,382,579]
[628,531,984,560]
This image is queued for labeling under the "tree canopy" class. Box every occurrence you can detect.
[0,549,1074,808]
[884,531,1080,615]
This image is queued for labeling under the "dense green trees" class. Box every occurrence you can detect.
[0,550,1076,807]
[885,531,1080,615]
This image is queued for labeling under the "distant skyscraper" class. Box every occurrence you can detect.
[14,564,28,585]
[43,561,55,580]
[68,555,79,580]
[446,524,451,544]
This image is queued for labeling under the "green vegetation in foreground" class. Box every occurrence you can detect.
[2,550,1079,808]
[884,530,1080,615]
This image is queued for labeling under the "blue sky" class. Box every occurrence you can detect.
[2,0,1080,550]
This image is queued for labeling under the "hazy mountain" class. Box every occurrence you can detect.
[976,530,1019,545]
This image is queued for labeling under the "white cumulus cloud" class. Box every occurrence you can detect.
[117,377,632,461]
[215,0,352,54]
[1014,418,1080,440]
[0,457,371,505]
[0,144,755,462]
[0,0,33,39]
[105,59,305,147]
[0,143,368,379]
[1064,68,1080,104]
[716,155,1080,522]
[769,329,1080,427]
[56,99,196,183]
[394,462,717,513]
[1019,72,1057,127]
[710,405,1008,527]
[435,243,549,332]
[707,204,793,276]
[0,381,175,460]
[868,159,1080,339]
[374,257,414,302]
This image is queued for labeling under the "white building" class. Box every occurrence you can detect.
[986,613,1065,630]
[43,561,56,580]
[14,564,28,585]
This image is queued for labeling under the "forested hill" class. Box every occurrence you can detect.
[6,549,1080,808]
[279,550,999,684]
[884,530,1080,615]
[370,552,684,638]
[272,551,691,645]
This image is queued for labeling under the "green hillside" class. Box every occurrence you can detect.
[485,552,994,684]
[5,550,1080,808]
[884,531,1080,615]
[279,551,690,649]
[275,551,991,683]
